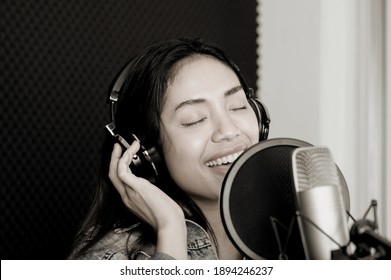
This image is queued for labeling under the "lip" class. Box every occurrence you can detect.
[205,144,247,166]
[209,163,233,176]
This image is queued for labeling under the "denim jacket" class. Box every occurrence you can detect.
[69,220,218,260]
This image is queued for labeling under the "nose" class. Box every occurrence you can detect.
[211,113,241,142]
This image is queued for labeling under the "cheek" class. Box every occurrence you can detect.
[162,138,209,197]
[240,111,260,144]
[162,135,204,178]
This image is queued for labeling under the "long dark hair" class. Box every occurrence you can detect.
[69,37,254,259]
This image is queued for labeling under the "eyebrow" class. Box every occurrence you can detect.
[174,85,243,111]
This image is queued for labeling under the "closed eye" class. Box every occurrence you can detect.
[182,117,207,127]
[230,105,248,111]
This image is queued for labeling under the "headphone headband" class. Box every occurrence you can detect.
[105,62,134,139]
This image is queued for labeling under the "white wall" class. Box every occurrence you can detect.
[257,0,390,239]
[385,0,391,241]
[257,0,321,144]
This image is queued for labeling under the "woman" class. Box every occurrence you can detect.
[69,37,270,260]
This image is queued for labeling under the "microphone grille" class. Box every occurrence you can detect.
[293,147,341,192]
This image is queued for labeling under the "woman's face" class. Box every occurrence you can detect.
[160,55,259,207]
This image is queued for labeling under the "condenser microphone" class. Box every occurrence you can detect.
[220,138,350,259]
[292,147,350,259]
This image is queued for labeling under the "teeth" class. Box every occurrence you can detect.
[206,150,243,167]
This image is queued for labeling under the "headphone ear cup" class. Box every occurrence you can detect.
[118,134,162,184]
[248,98,271,141]
[131,143,161,184]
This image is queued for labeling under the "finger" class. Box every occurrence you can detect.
[108,143,129,198]
[117,141,147,198]
[117,140,140,175]
[109,143,122,171]
[109,143,123,181]
[108,143,122,183]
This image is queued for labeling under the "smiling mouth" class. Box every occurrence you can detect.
[205,150,244,167]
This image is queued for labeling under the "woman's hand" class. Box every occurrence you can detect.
[109,142,188,259]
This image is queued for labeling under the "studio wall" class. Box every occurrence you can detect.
[1,0,258,259]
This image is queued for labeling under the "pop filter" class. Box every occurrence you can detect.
[220,138,350,260]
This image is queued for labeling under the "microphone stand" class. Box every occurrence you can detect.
[350,200,391,260]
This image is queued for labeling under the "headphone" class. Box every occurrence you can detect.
[105,61,271,183]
